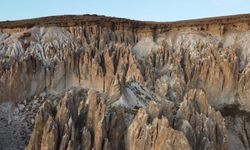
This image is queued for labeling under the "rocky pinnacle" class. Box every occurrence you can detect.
[0,14,250,150]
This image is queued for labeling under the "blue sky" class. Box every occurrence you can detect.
[1,0,250,21]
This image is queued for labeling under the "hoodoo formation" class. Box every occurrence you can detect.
[0,14,250,150]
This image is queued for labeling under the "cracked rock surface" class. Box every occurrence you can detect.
[1,14,250,149]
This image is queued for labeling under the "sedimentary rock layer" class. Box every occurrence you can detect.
[0,14,250,150]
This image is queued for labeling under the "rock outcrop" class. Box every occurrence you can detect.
[0,14,250,149]
[25,88,190,150]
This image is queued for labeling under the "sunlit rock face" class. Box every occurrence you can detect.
[0,14,250,150]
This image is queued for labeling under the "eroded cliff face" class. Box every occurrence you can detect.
[1,14,250,150]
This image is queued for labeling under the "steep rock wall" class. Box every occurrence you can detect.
[0,14,250,149]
